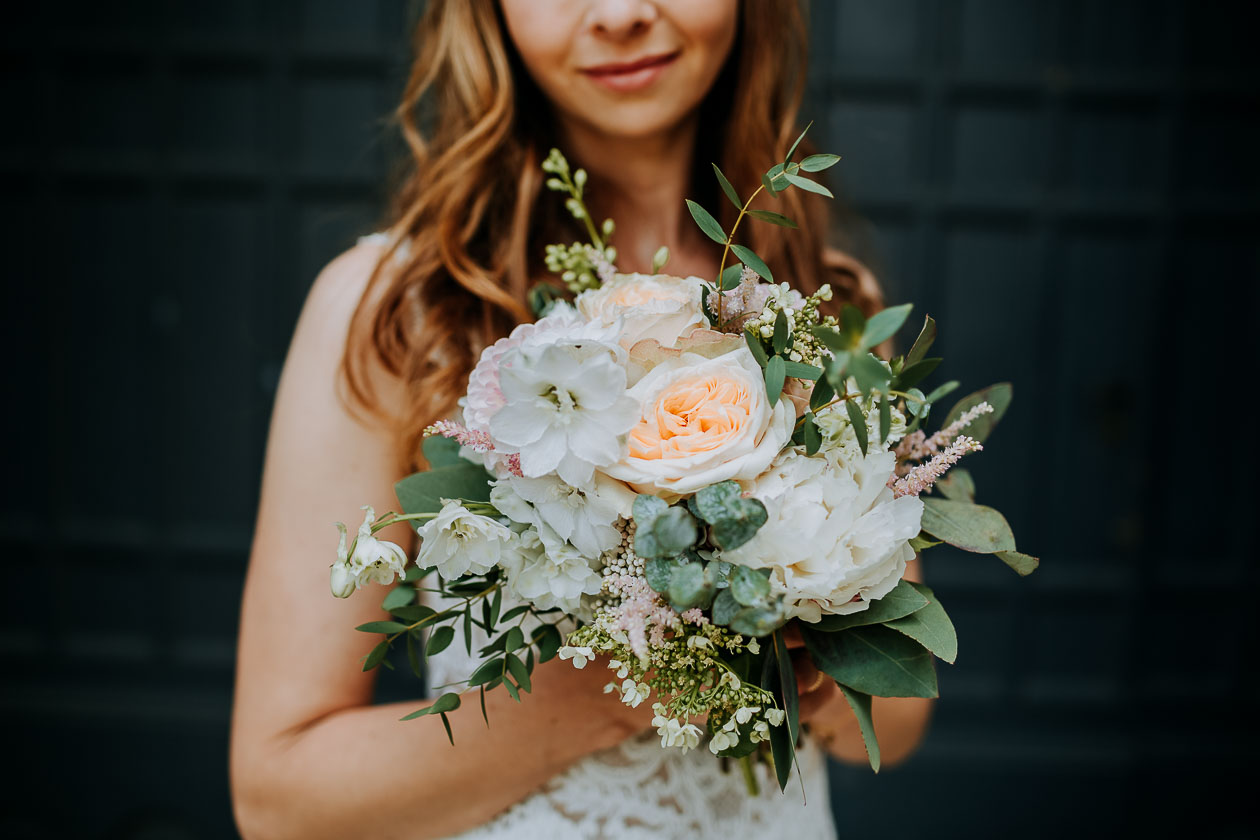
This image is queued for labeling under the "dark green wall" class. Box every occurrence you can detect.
[4,1,1256,837]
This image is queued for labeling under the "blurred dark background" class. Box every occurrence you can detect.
[4,1,1257,838]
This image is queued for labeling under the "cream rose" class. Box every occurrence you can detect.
[576,272,707,350]
[601,346,795,496]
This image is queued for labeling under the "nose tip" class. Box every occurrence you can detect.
[588,0,659,40]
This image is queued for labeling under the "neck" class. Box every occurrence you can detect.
[555,114,711,276]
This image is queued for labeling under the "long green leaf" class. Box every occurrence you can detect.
[356,620,409,634]
[421,435,464,468]
[746,209,798,228]
[799,153,841,172]
[804,413,822,455]
[395,462,492,516]
[784,172,834,198]
[837,684,880,772]
[879,395,891,445]
[744,329,769,367]
[685,199,727,245]
[861,303,913,349]
[771,309,790,354]
[382,585,416,611]
[905,315,937,366]
[921,498,1017,553]
[783,360,823,380]
[845,398,868,454]
[804,625,938,698]
[764,355,786,408]
[811,579,929,631]
[730,244,773,283]
[784,120,812,164]
[809,374,835,412]
[884,582,958,664]
[400,691,461,721]
[995,550,1040,576]
[426,625,455,656]
[712,163,741,209]
[720,263,744,290]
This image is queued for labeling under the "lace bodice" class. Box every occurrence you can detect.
[421,591,837,840]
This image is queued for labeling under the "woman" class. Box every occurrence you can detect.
[230,1,932,838]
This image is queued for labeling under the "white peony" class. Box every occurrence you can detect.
[414,499,516,580]
[498,525,603,614]
[602,345,796,497]
[489,338,639,488]
[725,448,923,622]
[490,472,634,559]
[330,506,408,598]
[576,272,708,350]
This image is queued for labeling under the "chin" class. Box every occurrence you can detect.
[570,102,699,141]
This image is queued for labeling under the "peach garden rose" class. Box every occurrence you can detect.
[601,342,796,497]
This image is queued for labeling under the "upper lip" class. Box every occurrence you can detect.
[580,51,679,75]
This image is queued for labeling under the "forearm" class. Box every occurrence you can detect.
[807,691,933,769]
[232,664,638,840]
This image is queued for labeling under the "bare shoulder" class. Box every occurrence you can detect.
[298,238,391,342]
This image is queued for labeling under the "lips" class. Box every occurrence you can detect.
[580,51,680,77]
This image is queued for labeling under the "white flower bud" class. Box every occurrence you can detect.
[574,168,587,189]
[329,563,356,599]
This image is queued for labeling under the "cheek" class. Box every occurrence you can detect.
[498,0,575,89]
[672,0,739,68]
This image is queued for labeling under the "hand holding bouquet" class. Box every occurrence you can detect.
[330,125,1037,792]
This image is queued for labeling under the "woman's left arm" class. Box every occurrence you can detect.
[793,557,934,768]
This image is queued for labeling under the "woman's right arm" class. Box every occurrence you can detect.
[229,242,646,840]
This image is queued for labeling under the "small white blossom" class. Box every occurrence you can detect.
[330,506,408,598]
[718,671,742,691]
[709,730,739,754]
[620,679,651,708]
[752,721,770,741]
[609,659,630,679]
[415,500,515,579]
[558,645,596,669]
[734,706,760,725]
[765,708,786,726]
[747,639,761,655]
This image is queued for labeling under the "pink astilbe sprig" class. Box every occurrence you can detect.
[895,401,995,462]
[423,421,524,476]
[606,574,682,661]
[892,435,983,498]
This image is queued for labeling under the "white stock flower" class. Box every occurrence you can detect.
[814,387,907,459]
[498,526,602,614]
[489,338,638,488]
[558,645,596,669]
[330,506,408,598]
[490,471,634,559]
[602,346,795,497]
[414,499,515,580]
[726,448,924,621]
[576,272,708,350]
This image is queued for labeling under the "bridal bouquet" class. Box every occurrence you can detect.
[331,126,1037,791]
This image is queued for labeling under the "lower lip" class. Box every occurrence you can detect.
[582,54,678,93]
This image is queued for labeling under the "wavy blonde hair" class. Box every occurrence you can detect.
[344,0,883,472]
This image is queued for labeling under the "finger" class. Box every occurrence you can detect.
[782,622,805,649]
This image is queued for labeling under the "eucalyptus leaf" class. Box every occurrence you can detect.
[504,626,524,652]
[632,493,668,526]
[382,585,416,611]
[803,624,939,698]
[804,413,822,455]
[811,579,930,631]
[771,308,790,354]
[363,640,390,671]
[421,434,464,468]
[400,691,460,721]
[811,325,848,354]
[426,625,455,656]
[356,620,409,634]
[995,550,1040,576]
[712,588,740,625]
[685,199,727,245]
[784,120,812,164]
[667,561,713,610]
[761,172,779,196]
[729,606,786,636]
[390,605,436,624]
[712,163,741,209]
[468,657,505,687]
[644,556,674,593]
[809,374,835,412]
[837,685,880,772]
[905,315,936,366]
[746,209,798,228]
[885,582,958,664]
[744,329,769,367]
[783,172,834,198]
[894,357,942,390]
[534,624,562,662]
[764,355,786,409]
[861,303,913,349]
[783,360,823,380]
[845,399,868,455]
[908,533,943,552]
[730,564,771,606]
[941,382,1012,444]
[720,262,744,291]
[879,396,891,445]
[799,153,841,172]
[506,653,532,693]
[731,244,773,283]
[925,380,960,404]
[848,352,893,393]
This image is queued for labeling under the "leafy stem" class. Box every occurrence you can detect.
[386,582,500,644]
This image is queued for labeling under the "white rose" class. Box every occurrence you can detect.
[601,346,795,497]
[725,448,924,621]
[415,500,515,580]
[576,272,708,350]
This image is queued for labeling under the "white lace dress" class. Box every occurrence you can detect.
[421,592,838,840]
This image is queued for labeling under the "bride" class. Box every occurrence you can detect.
[230,1,932,838]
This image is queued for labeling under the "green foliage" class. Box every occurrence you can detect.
[995,550,1040,576]
[685,199,727,245]
[803,413,822,455]
[783,171,833,198]
[731,244,773,283]
[691,481,768,551]
[712,589,740,625]
[633,503,699,559]
[356,620,409,634]
[861,303,913,349]
[848,352,893,393]
[809,375,835,412]
[782,360,822,380]
[712,163,741,209]
[395,461,493,517]
[422,434,464,468]
[811,580,930,631]
[771,308,790,354]
[942,382,1012,444]
[426,625,455,656]
[921,498,1017,553]
[382,585,416,612]
[804,625,939,698]
[667,560,714,610]
[845,398,869,454]
[935,468,976,502]
[720,263,744,291]
[764,355,786,409]
[728,606,786,636]
[905,315,936,366]
[837,685,880,772]
[799,153,841,172]
[884,582,958,664]
[730,564,771,606]
[743,327,769,367]
[746,209,797,228]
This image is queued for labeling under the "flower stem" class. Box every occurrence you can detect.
[740,755,760,796]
